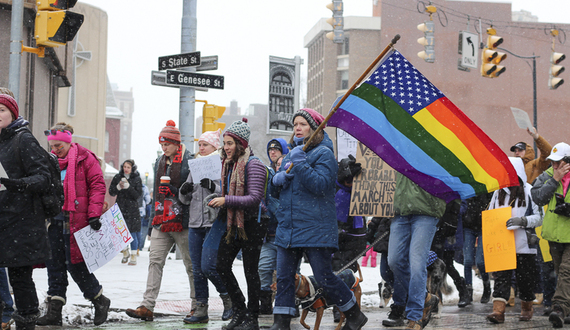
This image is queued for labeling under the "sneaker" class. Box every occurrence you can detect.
[420,293,439,328]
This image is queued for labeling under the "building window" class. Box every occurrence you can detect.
[338,70,349,90]
[337,55,349,68]
[338,36,349,55]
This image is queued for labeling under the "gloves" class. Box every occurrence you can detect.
[554,203,570,217]
[200,178,216,193]
[338,155,362,183]
[179,182,193,195]
[273,171,294,188]
[0,178,27,193]
[289,146,306,164]
[506,216,527,228]
[89,217,102,230]
[526,229,539,246]
[159,183,178,198]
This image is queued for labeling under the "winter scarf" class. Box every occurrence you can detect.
[152,146,184,232]
[59,144,78,212]
[222,146,251,243]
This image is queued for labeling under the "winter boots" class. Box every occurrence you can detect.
[268,313,292,330]
[481,280,491,304]
[223,309,247,330]
[221,293,234,321]
[457,280,471,308]
[233,311,258,330]
[520,300,534,321]
[486,298,506,323]
[259,290,273,315]
[91,293,111,326]
[126,305,154,321]
[128,251,137,265]
[549,304,565,328]
[12,311,39,330]
[421,292,439,328]
[382,304,406,327]
[183,302,208,324]
[121,249,130,264]
[36,296,65,326]
[341,303,367,330]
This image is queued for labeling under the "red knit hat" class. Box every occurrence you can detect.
[159,120,181,144]
[0,94,19,120]
[293,108,324,130]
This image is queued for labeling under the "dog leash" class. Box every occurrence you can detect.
[334,231,389,275]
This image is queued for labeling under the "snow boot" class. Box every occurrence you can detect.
[259,290,273,315]
[183,302,208,324]
[223,308,246,330]
[268,313,292,330]
[520,300,534,321]
[549,304,565,328]
[457,279,471,308]
[382,304,405,327]
[121,249,130,263]
[341,303,367,330]
[13,311,39,330]
[480,280,491,304]
[36,296,65,326]
[91,293,111,325]
[221,293,234,321]
[420,292,439,328]
[486,298,506,324]
[128,252,137,265]
[234,311,258,330]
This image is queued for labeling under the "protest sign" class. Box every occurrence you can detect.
[535,225,552,262]
[482,206,516,272]
[510,107,533,130]
[188,154,222,183]
[336,128,358,160]
[73,203,132,273]
[349,142,396,217]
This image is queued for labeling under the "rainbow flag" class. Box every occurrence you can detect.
[328,50,518,202]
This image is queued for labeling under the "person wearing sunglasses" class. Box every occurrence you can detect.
[37,122,111,327]
[0,91,51,329]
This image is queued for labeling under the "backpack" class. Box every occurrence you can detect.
[14,128,64,218]
[245,156,275,222]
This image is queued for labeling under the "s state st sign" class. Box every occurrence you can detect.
[166,70,224,90]
[158,51,201,71]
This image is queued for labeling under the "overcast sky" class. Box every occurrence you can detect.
[77,0,570,177]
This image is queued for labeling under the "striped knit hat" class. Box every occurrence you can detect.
[159,120,181,144]
[292,108,324,130]
[224,118,250,148]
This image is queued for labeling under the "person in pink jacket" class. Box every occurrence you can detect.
[37,122,111,327]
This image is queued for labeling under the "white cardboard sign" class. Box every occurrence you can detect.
[188,154,222,183]
[73,203,132,273]
[511,107,533,130]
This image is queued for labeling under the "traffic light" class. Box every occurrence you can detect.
[549,30,565,90]
[417,21,435,63]
[202,104,226,133]
[325,0,344,44]
[481,28,506,78]
[35,0,84,47]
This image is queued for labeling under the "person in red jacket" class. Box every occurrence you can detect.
[37,122,110,326]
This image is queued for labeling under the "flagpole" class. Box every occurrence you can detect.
[286,34,400,173]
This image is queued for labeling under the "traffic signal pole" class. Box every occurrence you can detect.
[179,0,197,151]
[8,0,24,101]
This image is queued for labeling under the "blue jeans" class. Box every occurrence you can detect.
[258,236,278,291]
[188,227,227,303]
[463,228,488,285]
[130,231,141,251]
[0,268,14,323]
[388,215,438,322]
[45,219,102,300]
[380,252,394,288]
[274,246,356,316]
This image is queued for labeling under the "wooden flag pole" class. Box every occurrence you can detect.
[286,34,400,173]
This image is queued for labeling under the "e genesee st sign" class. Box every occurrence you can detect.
[166,70,224,90]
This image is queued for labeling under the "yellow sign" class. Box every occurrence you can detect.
[482,206,516,272]
[535,226,552,262]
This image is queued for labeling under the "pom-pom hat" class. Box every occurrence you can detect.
[224,118,251,148]
[159,120,181,144]
[292,108,325,130]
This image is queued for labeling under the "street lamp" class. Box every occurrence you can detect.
[145,172,149,185]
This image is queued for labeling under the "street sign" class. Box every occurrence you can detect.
[459,31,478,69]
[151,71,208,91]
[158,51,201,71]
[166,70,224,90]
[197,55,218,72]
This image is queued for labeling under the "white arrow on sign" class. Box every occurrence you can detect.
[459,31,478,69]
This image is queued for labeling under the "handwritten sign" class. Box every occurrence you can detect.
[188,154,222,183]
[73,203,132,273]
[349,143,396,217]
[482,206,516,272]
[336,129,358,160]
[510,107,532,130]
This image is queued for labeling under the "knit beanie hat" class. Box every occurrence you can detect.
[0,94,19,120]
[224,118,251,148]
[292,108,325,130]
[159,120,181,144]
[199,129,221,149]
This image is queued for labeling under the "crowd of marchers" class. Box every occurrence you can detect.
[2,87,570,330]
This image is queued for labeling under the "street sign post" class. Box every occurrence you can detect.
[197,55,218,72]
[459,31,478,69]
[166,70,224,90]
[158,51,201,70]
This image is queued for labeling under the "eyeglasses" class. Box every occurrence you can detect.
[44,129,68,136]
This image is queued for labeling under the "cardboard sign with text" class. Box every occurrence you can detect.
[349,143,397,217]
[482,206,517,272]
[188,154,222,183]
[73,203,133,273]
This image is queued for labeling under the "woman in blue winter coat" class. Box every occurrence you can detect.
[269,108,367,330]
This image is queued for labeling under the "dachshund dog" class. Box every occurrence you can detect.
[294,266,363,330]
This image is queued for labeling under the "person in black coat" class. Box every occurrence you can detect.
[109,159,143,265]
[0,93,51,329]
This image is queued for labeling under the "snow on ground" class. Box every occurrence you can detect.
[30,243,485,325]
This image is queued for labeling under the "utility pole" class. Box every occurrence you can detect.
[8,0,24,101]
[179,0,197,152]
